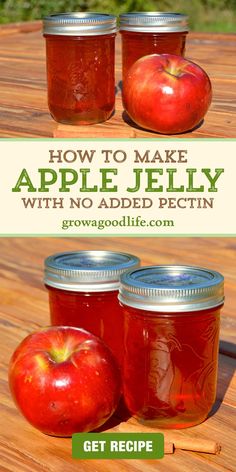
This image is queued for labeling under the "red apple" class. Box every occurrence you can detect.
[123,54,212,134]
[8,326,121,436]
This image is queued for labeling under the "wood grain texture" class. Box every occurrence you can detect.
[0,23,235,137]
[0,237,235,471]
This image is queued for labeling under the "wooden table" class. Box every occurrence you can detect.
[0,237,235,471]
[0,22,236,137]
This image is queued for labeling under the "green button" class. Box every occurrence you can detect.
[72,432,164,459]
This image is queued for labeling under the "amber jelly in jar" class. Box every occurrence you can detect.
[43,13,117,125]
[119,12,189,80]
[119,265,224,428]
[44,250,140,367]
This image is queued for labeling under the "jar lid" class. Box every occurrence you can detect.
[44,250,140,292]
[119,265,224,312]
[119,12,189,33]
[43,12,117,36]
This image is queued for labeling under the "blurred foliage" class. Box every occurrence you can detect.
[0,0,236,31]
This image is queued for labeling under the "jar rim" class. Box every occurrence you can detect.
[119,265,224,312]
[43,12,117,36]
[44,250,140,292]
[119,12,189,33]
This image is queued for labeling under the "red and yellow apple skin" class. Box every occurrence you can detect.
[8,326,121,436]
[123,54,212,134]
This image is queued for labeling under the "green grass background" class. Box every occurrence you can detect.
[0,0,235,32]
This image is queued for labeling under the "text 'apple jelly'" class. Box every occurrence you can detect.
[119,265,224,429]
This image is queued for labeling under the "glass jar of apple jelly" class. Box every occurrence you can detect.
[43,13,117,125]
[119,265,224,428]
[119,12,189,79]
[44,251,140,367]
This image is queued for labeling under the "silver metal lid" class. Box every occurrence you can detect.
[44,250,140,292]
[43,12,117,36]
[119,265,224,312]
[119,12,189,33]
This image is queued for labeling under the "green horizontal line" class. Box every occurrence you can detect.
[0,234,236,238]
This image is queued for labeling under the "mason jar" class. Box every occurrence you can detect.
[44,250,140,367]
[119,12,189,79]
[119,265,224,428]
[43,13,117,124]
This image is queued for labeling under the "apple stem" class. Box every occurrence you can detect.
[50,346,71,363]
[49,339,94,364]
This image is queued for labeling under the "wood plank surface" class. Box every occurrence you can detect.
[0,23,236,138]
[0,237,235,471]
